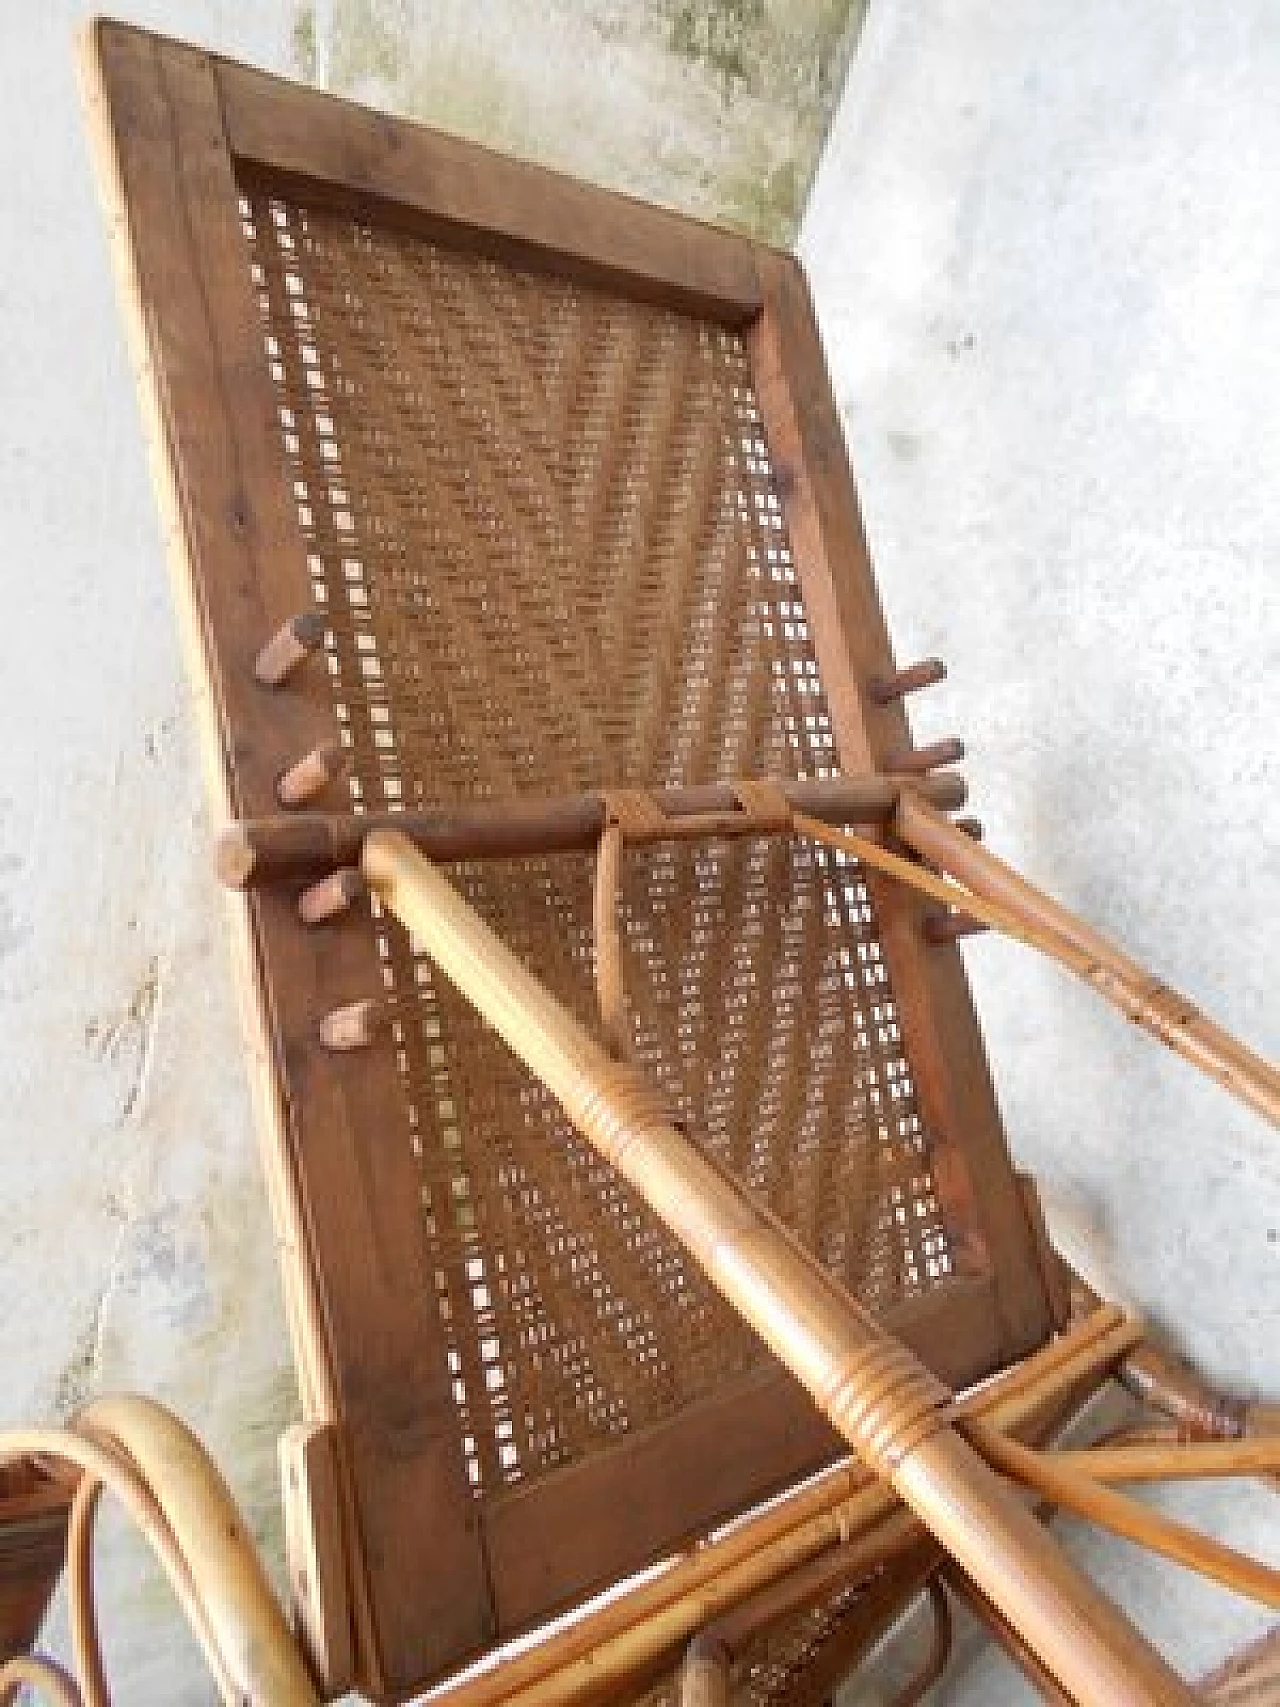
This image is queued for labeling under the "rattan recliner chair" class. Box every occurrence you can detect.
[3,22,1279,1706]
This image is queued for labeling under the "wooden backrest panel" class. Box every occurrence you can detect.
[83,22,1054,1698]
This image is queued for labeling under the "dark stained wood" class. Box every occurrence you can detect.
[81,23,489,1695]
[485,1274,1002,1636]
[217,771,970,890]
[746,251,1054,1361]
[214,56,763,327]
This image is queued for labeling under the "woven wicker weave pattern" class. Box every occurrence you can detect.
[238,184,958,1505]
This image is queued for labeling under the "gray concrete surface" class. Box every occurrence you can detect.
[802,4,1280,1699]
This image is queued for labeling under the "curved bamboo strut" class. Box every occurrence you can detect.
[364,830,1195,1707]
[888,1581,953,1707]
[0,1656,81,1707]
[0,1398,318,1707]
[970,1420,1280,1609]
[66,1477,109,1707]
[892,794,1280,1129]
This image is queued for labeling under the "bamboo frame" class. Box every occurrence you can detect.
[362,830,1196,1707]
[892,794,1280,1129]
[970,1421,1280,1610]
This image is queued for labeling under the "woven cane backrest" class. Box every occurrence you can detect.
[87,23,1054,1696]
[239,185,955,1487]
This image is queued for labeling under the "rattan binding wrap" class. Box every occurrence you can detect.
[238,184,961,1507]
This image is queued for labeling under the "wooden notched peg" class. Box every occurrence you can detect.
[869,658,947,705]
[297,868,364,925]
[254,612,326,687]
[889,738,965,776]
[277,740,349,808]
[954,817,984,841]
[924,910,990,946]
[319,999,386,1052]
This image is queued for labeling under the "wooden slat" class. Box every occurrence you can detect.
[214,55,763,327]
[746,251,1053,1361]
[483,1273,1000,1635]
[81,23,490,1695]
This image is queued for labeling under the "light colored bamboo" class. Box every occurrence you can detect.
[363,830,1195,1707]
[894,793,1280,1130]
[0,1655,81,1707]
[0,1399,317,1707]
[971,1421,1280,1609]
[67,1478,108,1707]
[592,825,632,1061]
[1051,1437,1280,1484]
[943,1567,1076,1707]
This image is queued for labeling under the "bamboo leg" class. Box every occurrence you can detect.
[363,831,1196,1707]
[943,1566,1077,1707]
[893,794,1280,1129]
[970,1421,1280,1608]
[1049,1438,1280,1483]
[886,1581,953,1707]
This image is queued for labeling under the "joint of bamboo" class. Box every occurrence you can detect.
[254,612,326,688]
[276,740,349,809]
[868,658,947,705]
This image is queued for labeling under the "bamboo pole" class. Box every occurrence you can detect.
[1049,1438,1280,1484]
[217,772,967,889]
[971,1421,1280,1609]
[894,793,1280,1130]
[363,831,1196,1707]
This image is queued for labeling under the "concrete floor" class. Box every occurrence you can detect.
[803,3,1280,1699]
[0,0,1276,1700]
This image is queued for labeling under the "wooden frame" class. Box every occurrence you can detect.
[80,20,1060,1697]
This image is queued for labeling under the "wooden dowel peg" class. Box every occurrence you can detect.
[868,658,947,705]
[888,738,965,776]
[954,817,984,841]
[297,868,364,925]
[276,740,349,808]
[319,999,386,1052]
[254,612,326,687]
[924,910,990,946]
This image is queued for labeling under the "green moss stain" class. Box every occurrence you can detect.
[292,0,866,245]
